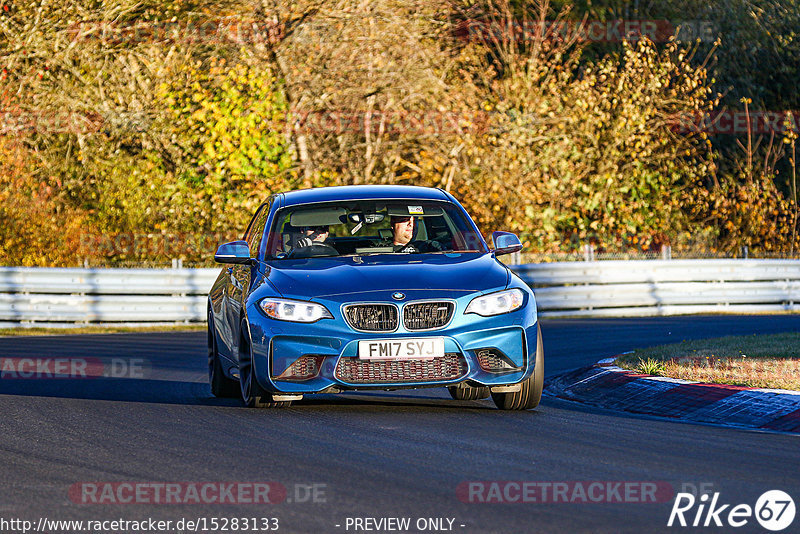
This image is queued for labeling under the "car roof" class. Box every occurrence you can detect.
[280,185,450,207]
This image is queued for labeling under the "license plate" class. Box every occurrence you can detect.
[358,337,445,360]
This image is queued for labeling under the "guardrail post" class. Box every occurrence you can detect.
[583,244,595,262]
[661,245,672,260]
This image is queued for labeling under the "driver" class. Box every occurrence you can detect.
[390,215,443,253]
[390,215,417,252]
[296,225,330,248]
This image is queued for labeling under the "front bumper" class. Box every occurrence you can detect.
[246,290,539,393]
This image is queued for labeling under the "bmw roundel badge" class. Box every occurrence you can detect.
[392,292,405,301]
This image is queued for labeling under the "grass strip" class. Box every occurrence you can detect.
[615,333,800,391]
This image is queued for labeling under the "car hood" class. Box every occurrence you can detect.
[263,253,509,299]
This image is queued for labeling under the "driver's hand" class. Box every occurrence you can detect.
[395,242,418,253]
[296,236,313,248]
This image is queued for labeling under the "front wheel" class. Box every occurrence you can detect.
[238,319,291,408]
[492,323,544,410]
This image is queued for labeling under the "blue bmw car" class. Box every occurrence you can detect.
[208,185,543,410]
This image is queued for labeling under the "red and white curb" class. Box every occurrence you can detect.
[544,357,800,433]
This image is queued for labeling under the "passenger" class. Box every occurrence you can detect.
[296,225,330,248]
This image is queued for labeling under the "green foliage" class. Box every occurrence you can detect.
[1,0,799,265]
[448,33,717,252]
[158,57,295,232]
[547,0,800,111]
[687,171,796,254]
[0,139,90,266]
[0,1,297,264]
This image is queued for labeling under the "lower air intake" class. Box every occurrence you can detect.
[476,349,521,372]
[275,355,325,380]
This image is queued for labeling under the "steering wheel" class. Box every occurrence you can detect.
[287,243,339,259]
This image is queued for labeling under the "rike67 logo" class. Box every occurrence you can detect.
[668,490,795,531]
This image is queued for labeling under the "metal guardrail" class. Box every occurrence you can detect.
[0,267,219,325]
[1,259,798,325]
[514,259,800,317]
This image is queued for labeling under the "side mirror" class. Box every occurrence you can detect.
[214,240,254,264]
[492,231,523,256]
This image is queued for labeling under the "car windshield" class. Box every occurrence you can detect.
[265,199,487,259]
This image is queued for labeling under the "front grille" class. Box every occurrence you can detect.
[403,301,454,330]
[335,353,467,384]
[344,304,399,332]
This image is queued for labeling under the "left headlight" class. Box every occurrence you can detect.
[259,298,333,323]
[465,288,525,317]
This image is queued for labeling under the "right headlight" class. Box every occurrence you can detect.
[465,288,525,317]
[259,298,333,323]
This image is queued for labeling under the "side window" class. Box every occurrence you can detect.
[242,206,264,243]
[265,210,290,257]
[246,202,271,257]
[275,211,296,254]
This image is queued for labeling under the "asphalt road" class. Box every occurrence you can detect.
[1,315,799,534]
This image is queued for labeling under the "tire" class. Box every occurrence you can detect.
[492,323,544,410]
[208,311,239,398]
[238,318,291,408]
[448,384,491,400]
